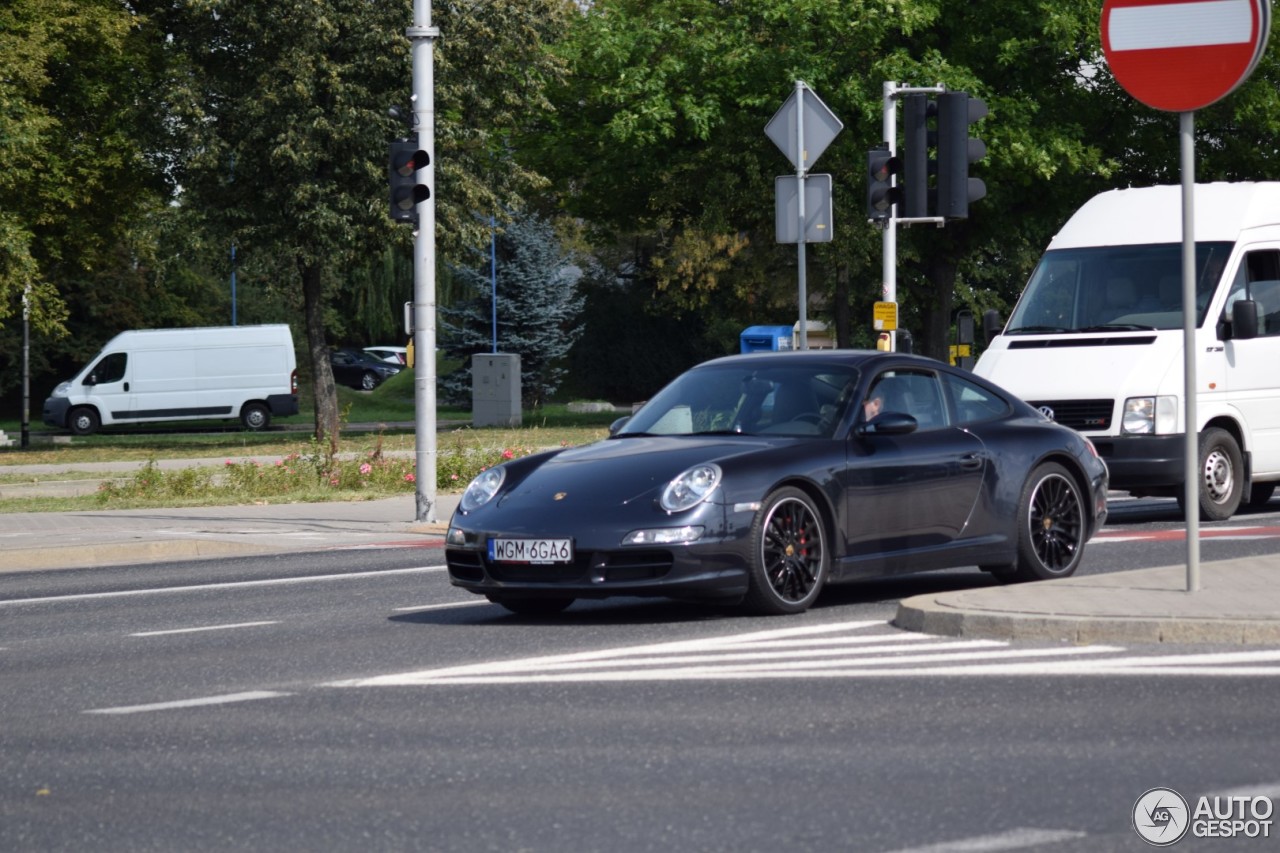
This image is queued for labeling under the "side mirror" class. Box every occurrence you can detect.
[608,416,630,435]
[854,412,918,437]
[1229,298,1259,341]
[84,374,97,386]
[982,309,1004,342]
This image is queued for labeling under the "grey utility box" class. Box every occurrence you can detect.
[471,353,522,427]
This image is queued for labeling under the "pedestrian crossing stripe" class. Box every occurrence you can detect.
[325,621,1280,686]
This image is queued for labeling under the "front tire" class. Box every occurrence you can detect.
[1175,427,1243,521]
[69,407,100,436]
[360,371,378,391]
[742,487,829,614]
[1008,462,1086,582]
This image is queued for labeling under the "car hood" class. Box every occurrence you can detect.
[494,435,778,512]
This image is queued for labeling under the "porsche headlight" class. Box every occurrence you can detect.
[660,463,721,513]
[460,467,505,512]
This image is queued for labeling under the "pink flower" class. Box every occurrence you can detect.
[275,460,284,467]
[225,459,234,466]
[404,473,416,483]
[502,449,514,460]
[330,477,340,486]
[451,474,459,480]
[359,463,372,475]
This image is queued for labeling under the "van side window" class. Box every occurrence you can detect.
[1226,250,1280,337]
[87,353,127,385]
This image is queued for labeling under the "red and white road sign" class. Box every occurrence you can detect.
[1101,0,1271,112]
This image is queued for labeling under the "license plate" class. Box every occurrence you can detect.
[488,537,574,565]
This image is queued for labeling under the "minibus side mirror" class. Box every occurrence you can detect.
[982,309,1004,342]
[1226,298,1259,341]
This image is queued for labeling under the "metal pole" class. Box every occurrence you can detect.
[883,81,898,351]
[410,1,440,523]
[21,286,30,449]
[491,215,498,354]
[1180,110,1199,592]
[230,242,237,326]
[794,81,808,350]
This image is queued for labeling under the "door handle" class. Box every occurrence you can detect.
[960,453,983,470]
[124,382,130,392]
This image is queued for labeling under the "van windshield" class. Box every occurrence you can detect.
[1005,242,1233,333]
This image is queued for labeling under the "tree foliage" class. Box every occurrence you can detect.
[442,212,585,406]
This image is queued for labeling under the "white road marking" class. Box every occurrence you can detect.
[326,620,1280,687]
[130,620,279,637]
[85,690,291,715]
[393,601,486,612]
[882,827,1087,853]
[0,565,447,606]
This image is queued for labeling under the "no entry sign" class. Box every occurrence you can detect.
[1101,0,1271,112]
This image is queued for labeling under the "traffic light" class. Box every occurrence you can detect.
[866,144,900,220]
[899,94,935,219]
[388,140,430,223]
[936,92,987,220]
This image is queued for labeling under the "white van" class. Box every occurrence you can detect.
[43,325,299,435]
[975,182,1280,520]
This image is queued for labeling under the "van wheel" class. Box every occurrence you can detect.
[240,402,271,431]
[1177,427,1243,521]
[360,371,378,391]
[69,407,100,436]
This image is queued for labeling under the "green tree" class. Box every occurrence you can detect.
[160,0,572,445]
[441,212,585,406]
[0,0,177,400]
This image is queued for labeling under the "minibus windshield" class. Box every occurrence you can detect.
[1005,242,1233,333]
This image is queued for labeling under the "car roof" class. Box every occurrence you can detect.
[698,349,940,370]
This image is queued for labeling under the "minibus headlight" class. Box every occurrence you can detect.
[1122,396,1178,434]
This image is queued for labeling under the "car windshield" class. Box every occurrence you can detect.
[1004,242,1233,333]
[616,362,859,438]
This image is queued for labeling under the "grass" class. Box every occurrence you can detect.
[0,369,623,512]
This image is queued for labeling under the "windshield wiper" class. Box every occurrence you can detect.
[689,429,744,436]
[1078,323,1157,332]
[1005,325,1069,334]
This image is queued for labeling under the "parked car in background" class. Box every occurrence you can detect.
[446,350,1110,616]
[330,348,401,391]
[364,345,407,365]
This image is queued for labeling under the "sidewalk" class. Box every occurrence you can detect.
[1,455,1278,644]
[0,454,456,572]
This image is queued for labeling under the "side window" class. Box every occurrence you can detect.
[1226,249,1280,337]
[865,369,946,430]
[87,353,127,385]
[940,372,1011,426]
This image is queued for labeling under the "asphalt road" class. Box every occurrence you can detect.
[3,505,1279,851]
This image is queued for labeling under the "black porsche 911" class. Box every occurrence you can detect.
[446,350,1109,616]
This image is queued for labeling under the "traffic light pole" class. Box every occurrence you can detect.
[408,1,439,523]
[880,82,946,350]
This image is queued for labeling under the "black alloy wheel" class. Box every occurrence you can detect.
[1012,461,1085,581]
[744,486,829,614]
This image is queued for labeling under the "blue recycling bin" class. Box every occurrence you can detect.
[740,325,794,353]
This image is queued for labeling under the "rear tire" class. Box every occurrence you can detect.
[69,407,100,436]
[1008,462,1085,582]
[742,486,828,614]
[486,595,574,616]
[240,402,271,431]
